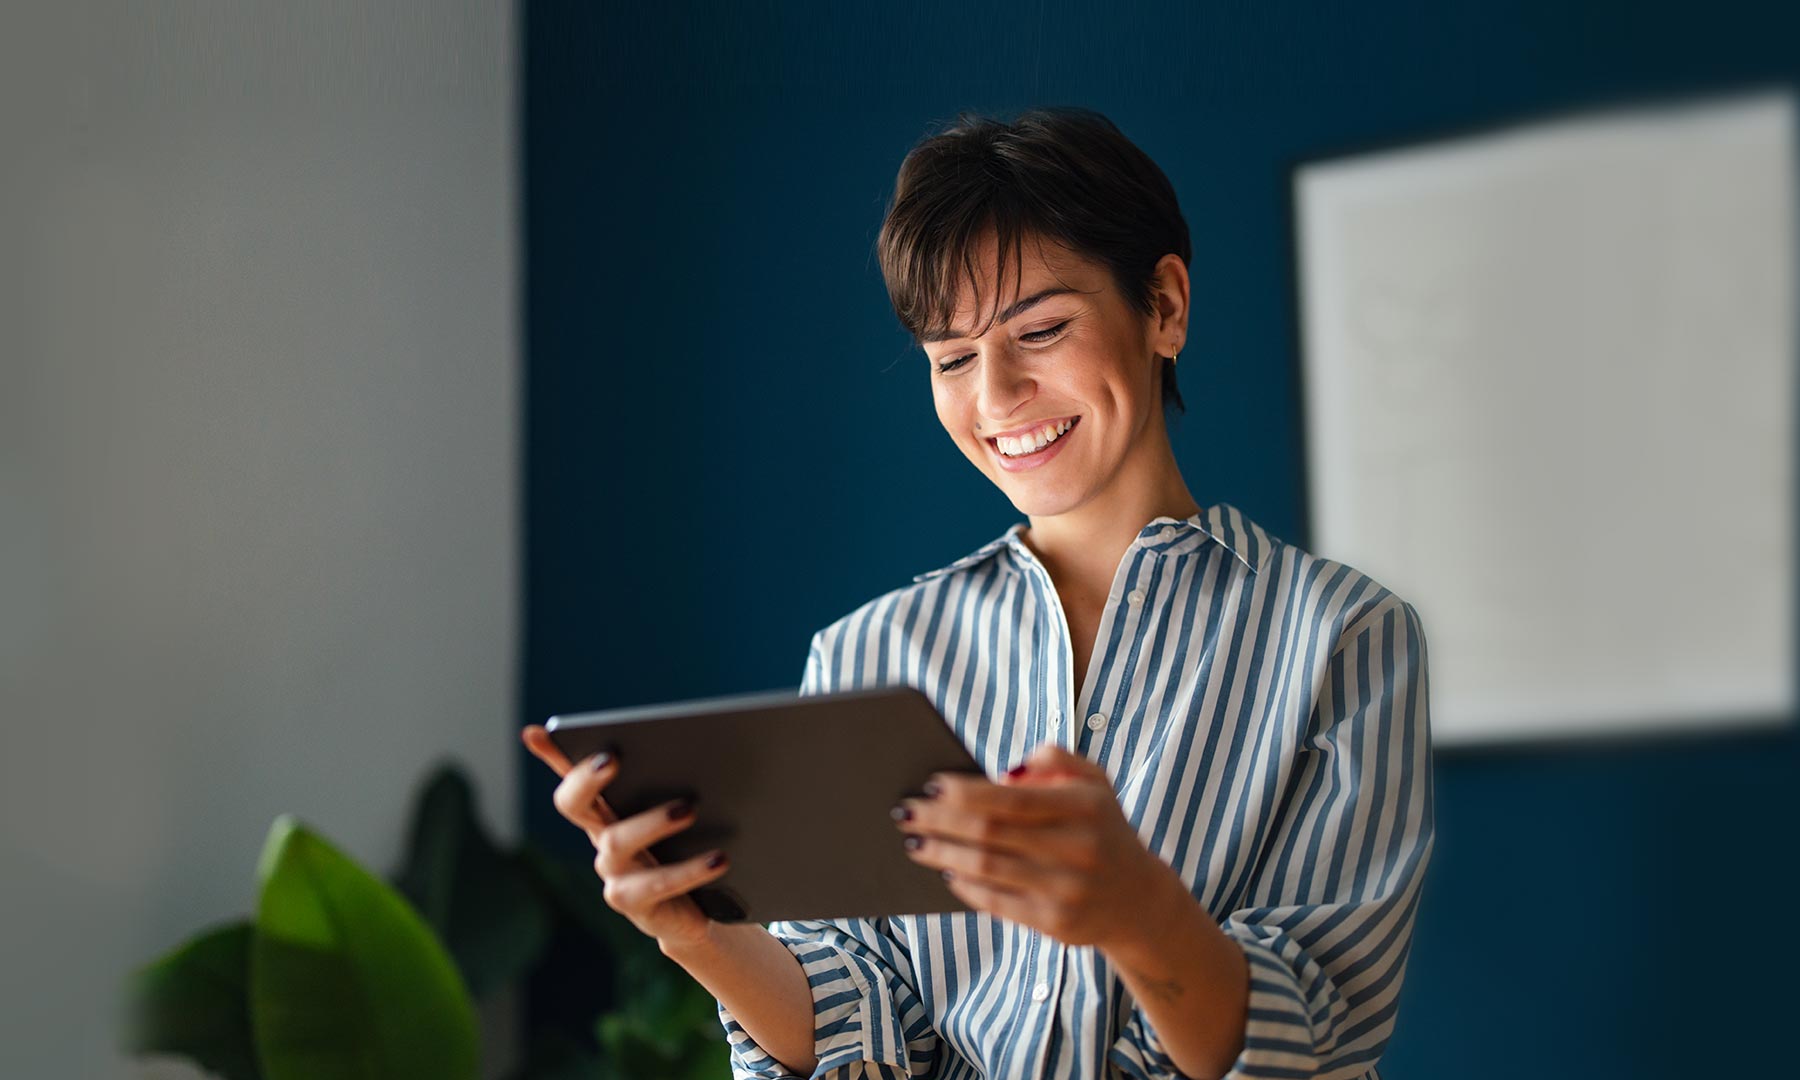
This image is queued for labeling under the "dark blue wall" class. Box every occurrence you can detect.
[524,2,1800,1074]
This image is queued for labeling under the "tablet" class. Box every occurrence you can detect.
[543,684,988,924]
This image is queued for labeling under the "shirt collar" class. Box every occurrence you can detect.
[911,502,1271,584]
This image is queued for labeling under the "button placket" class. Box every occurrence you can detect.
[1023,556,1086,760]
[1025,534,1150,760]
[1024,943,1067,1080]
[1030,940,1065,1007]
[1087,554,1165,763]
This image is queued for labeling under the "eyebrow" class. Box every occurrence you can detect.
[921,287,1084,344]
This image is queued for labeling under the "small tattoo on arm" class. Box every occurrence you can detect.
[1126,967,1186,1005]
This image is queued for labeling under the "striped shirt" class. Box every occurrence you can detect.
[717,502,1435,1080]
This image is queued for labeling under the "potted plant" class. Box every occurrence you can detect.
[122,764,731,1079]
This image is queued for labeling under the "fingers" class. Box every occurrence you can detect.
[526,727,730,935]
[902,832,1037,894]
[896,763,1114,871]
[936,870,1032,928]
[593,796,704,879]
[521,725,573,776]
[598,847,730,912]
[908,770,1097,826]
[550,749,621,831]
[893,798,1044,857]
[896,807,1105,875]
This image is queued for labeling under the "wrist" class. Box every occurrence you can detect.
[658,921,725,963]
[1099,853,1197,962]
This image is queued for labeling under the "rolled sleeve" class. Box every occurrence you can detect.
[716,915,931,1079]
[1218,597,1435,1080]
[1108,1000,1186,1079]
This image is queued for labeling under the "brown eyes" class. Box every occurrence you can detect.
[934,321,1070,375]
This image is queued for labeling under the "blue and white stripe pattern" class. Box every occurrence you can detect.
[716,503,1434,1080]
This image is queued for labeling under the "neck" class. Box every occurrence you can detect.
[1019,415,1200,591]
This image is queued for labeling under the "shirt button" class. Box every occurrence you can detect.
[1159,526,1177,542]
[1031,982,1050,1002]
[1048,708,1061,729]
[1086,712,1107,731]
[1127,588,1145,605]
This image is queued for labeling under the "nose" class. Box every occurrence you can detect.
[975,346,1036,427]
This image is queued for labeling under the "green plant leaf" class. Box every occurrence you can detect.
[393,763,551,997]
[121,920,262,1080]
[251,815,479,1080]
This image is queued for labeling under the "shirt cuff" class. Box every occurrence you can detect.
[1217,930,1340,1080]
[716,931,912,1079]
[1106,999,1188,1080]
[1108,928,1356,1080]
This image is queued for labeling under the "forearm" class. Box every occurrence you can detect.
[1101,860,1249,1080]
[662,922,819,1076]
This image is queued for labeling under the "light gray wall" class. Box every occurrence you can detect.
[0,3,519,1076]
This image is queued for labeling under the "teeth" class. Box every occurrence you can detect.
[996,418,1075,457]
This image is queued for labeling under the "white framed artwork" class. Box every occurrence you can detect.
[1294,88,1796,746]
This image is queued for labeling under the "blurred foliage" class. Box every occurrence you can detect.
[122,763,732,1079]
[252,816,481,1079]
[123,922,259,1080]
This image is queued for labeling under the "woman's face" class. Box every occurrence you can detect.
[923,231,1180,518]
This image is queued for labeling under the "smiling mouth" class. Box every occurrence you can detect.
[988,415,1079,459]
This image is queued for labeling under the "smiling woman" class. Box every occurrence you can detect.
[523,105,1435,1080]
[913,226,1190,547]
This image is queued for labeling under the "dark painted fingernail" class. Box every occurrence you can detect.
[668,798,696,821]
[922,780,942,798]
[705,851,727,869]
[590,751,614,771]
[1006,763,1028,778]
[890,805,913,822]
[903,835,923,851]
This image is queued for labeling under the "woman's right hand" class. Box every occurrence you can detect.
[520,725,730,953]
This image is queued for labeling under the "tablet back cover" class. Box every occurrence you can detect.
[545,685,985,924]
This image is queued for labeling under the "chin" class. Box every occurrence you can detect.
[963,443,1090,517]
[996,482,1086,519]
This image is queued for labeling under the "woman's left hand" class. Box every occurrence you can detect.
[892,743,1172,950]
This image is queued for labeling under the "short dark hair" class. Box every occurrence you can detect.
[875,105,1190,414]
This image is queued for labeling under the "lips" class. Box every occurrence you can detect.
[987,415,1079,472]
[984,414,1080,443]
